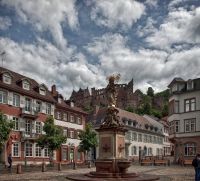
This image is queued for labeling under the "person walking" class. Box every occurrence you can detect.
[7,153,12,169]
[192,153,200,181]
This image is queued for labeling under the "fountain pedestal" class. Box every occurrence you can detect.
[66,75,159,181]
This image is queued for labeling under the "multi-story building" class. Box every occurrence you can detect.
[51,85,87,164]
[0,67,86,165]
[88,107,165,161]
[144,115,172,156]
[168,77,200,161]
[0,67,55,165]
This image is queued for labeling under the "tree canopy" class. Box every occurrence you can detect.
[78,123,97,154]
[147,87,154,97]
[0,112,13,150]
[37,116,67,154]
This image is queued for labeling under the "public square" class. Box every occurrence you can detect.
[0,165,195,181]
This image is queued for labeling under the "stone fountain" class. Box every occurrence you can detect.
[67,74,159,181]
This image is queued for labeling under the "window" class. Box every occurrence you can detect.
[143,135,147,143]
[46,103,51,115]
[12,142,20,157]
[0,90,7,103]
[187,80,193,90]
[25,120,31,135]
[69,130,74,138]
[36,122,42,134]
[77,151,81,160]
[185,119,196,132]
[63,129,68,137]
[138,134,142,142]
[39,87,46,95]
[63,113,67,121]
[185,143,196,156]
[13,117,19,131]
[175,120,180,133]
[44,148,50,157]
[132,132,137,141]
[185,98,196,112]
[148,147,152,156]
[57,112,61,119]
[13,94,20,107]
[25,143,33,157]
[23,80,30,90]
[25,98,31,112]
[62,148,68,160]
[70,115,74,123]
[35,144,42,157]
[76,117,81,124]
[169,121,174,134]
[131,146,137,155]
[35,101,41,112]
[174,101,179,113]
[3,73,11,84]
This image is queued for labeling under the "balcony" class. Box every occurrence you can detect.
[20,131,41,141]
[21,107,38,119]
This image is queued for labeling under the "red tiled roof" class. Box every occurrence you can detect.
[0,67,55,103]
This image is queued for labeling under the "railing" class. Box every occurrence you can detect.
[21,107,38,116]
[21,131,41,139]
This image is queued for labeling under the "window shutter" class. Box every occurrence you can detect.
[8,92,13,105]
[51,105,54,116]
[41,122,45,134]
[19,119,25,132]
[20,96,25,108]
[41,102,46,114]
[32,121,36,133]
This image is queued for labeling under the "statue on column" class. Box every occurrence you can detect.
[101,74,123,128]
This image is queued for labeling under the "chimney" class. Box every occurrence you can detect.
[51,85,57,97]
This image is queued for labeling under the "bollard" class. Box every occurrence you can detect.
[58,162,62,171]
[73,162,76,170]
[16,164,22,174]
[88,161,91,168]
[42,162,46,172]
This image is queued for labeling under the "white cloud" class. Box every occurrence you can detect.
[1,0,79,49]
[0,37,106,98]
[137,17,157,37]
[146,7,200,50]
[86,33,200,93]
[145,0,158,8]
[0,17,12,30]
[90,0,145,30]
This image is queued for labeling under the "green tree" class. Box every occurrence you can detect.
[0,112,13,162]
[147,87,154,97]
[162,104,169,117]
[125,106,134,113]
[37,116,67,164]
[78,123,97,162]
[151,109,162,119]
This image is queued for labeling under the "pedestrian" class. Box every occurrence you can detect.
[7,153,12,169]
[192,153,200,181]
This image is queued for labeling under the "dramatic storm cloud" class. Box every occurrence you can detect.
[0,0,199,98]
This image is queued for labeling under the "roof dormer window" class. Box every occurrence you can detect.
[3,73,11,84]
[187,79,193,90]
[39,87,46,95]
[23,80,30,90]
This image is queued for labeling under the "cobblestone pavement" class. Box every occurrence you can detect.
[0,165,194,181]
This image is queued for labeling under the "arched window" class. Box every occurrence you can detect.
[144,146,147,156]
[184,143,196,156]
[131,146,137,155]
[148,147,152,156]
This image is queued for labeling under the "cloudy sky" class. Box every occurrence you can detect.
[0,0,200,99]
